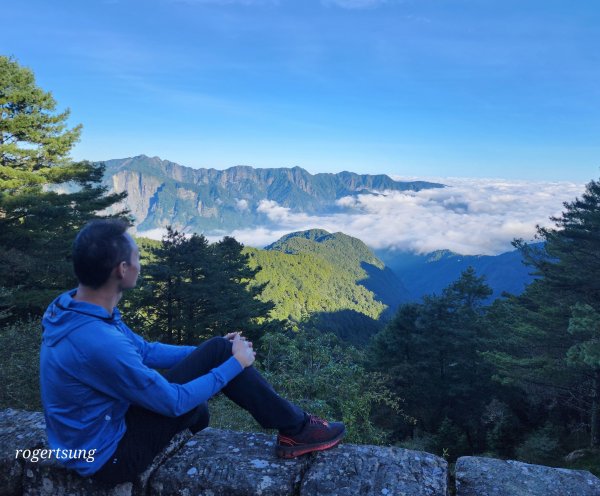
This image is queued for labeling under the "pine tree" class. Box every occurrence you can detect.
[567,303,600,446]
[126,228,207,343]
[485,177,600,448]
[369,268,494,452]
[206,237,275,340]
[129,230,275,345]
[0,56,127,317]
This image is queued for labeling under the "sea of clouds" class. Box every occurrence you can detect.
[224,177,585,255]
[138,177,586,256]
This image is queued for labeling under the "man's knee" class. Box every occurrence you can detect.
[204,336,233,356]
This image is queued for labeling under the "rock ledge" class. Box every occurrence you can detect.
[2,409,599,496]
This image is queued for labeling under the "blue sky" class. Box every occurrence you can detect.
[3,0,599,181]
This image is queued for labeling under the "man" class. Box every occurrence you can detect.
[40,219,345,485]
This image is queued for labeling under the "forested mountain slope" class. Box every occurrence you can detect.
[247,229,409,344]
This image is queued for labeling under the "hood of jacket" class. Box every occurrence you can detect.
[42,289,122,347]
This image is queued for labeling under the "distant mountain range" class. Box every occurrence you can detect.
[100,155,444,233]
[100,155,535,322]
[376,245,539,302]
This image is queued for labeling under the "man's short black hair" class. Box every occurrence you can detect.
[73,219,133,289]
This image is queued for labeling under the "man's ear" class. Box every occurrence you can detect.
[114,261,127,280]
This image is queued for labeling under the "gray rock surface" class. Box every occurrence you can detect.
[0,409,191,496]
[4,409,600,496]
[455,456,600,496]
[150,428,448,496]
[300,444,447,496]
[19,430,192,496]
[21,457,133,496]
[150,428,312,495]
[0,409,47,496]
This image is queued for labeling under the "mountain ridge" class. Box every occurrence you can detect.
[100,155,445,233]
[98,155,534,305]
[376,244,540,302]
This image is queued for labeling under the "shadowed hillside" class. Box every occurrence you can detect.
[248,229,409,344]
[376,244,540,302]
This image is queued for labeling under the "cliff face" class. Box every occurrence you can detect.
[100,155,445,233]
[2,409,600,496]
[110,171,163,227]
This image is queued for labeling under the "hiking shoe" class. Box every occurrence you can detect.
[276,414,345,458]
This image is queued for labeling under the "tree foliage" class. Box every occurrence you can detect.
[485,177,600,448]
[125,229,275,344]
[246,247,386,343]
[0,56,127,317]
[259,328,406,444]
[369,268,494,456]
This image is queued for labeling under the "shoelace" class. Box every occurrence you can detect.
[308,414,329,427]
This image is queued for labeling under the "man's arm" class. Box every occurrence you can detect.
[120,322,196,369]
[81,326,242,416]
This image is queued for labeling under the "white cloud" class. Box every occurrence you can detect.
[135,178,587,256]
[134,228,167,240]
[236,198,249,211]
[209,226,293,247]
[256,199,318,225]
[237,178,585,255]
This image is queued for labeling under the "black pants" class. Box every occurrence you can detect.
[92,337,304,485]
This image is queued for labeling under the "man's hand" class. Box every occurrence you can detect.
[232,334,255,368]
[224,331,240,341]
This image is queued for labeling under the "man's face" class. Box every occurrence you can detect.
[120,233,141,290]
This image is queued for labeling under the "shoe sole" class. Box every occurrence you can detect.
[276,428,346,459]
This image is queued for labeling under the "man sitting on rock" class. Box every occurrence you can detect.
[40,219,345,486]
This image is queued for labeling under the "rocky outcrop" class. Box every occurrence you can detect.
[1,409,447,496]
[0,410,46,496]
[0,408,192,496]
[455,456,600,496]
[150,429,448,496]
[2,409,600,495]
[100,155,445,232]
[298,444,447,496]
[110,170,163,226]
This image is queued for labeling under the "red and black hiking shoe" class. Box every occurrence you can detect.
[276,414,345,458]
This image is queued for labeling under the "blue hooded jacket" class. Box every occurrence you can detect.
[40,289,243,476]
